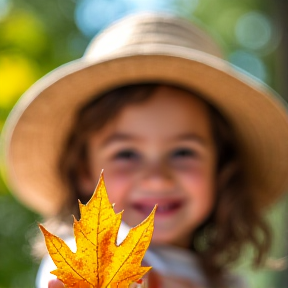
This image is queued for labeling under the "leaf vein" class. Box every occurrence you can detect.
[105,227,149,287]
[51,240,94,287]
[96,194,102,287]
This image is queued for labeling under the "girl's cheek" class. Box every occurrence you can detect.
[103,171,135,211]
[173,163,208,179]
[172,154,216,181]
[175,164,215,193]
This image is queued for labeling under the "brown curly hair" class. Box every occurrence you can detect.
[56,83,271,287]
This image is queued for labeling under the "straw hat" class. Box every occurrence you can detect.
[2,13,288,216]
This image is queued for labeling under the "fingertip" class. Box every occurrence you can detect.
[147,269,161,288]
[48,279,64,288]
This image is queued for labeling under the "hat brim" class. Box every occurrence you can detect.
[3,45,288,216]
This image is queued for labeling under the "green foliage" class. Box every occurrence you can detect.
[0,193,40,288]
[0,1,83,287]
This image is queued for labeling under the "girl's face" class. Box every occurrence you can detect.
[81,86,217,247]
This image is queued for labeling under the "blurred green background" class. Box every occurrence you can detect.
[0,0,287,287]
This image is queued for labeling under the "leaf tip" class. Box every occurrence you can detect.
[38,223,46,233]
[38,224,53,239]
[152,204,158,214]
[147,204,157,222]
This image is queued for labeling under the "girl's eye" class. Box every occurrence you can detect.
[114,150,139,160]
[172,148,198,159]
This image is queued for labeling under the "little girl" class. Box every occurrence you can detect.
[3,13,288,288]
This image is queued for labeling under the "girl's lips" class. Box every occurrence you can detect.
[131,199,184,217]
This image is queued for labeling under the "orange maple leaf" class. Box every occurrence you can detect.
[39,173,156,288]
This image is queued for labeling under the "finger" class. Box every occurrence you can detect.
[48,279,64,288]
[147,269,161,288]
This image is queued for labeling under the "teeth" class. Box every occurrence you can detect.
[157,205,172,212]
[133,202,181,214]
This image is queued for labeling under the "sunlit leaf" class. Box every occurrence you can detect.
[39,172,156,288]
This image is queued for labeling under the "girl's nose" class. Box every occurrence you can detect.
[139,161,174,194]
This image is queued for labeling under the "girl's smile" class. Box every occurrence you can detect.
[81,85,217,248]
[131,197,184,217]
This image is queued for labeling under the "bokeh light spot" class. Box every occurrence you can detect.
[75,0,130,37]
[229,50,268,83]
[235,11,272,51]
[0,54,40,108]
[0,0,11,21]
[2,11,47,56]
[75,0,180,38]
[127,0,174,13]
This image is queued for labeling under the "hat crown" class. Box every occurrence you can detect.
[84,13,223,60]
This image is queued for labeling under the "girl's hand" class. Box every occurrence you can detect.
[48,279,64,288]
